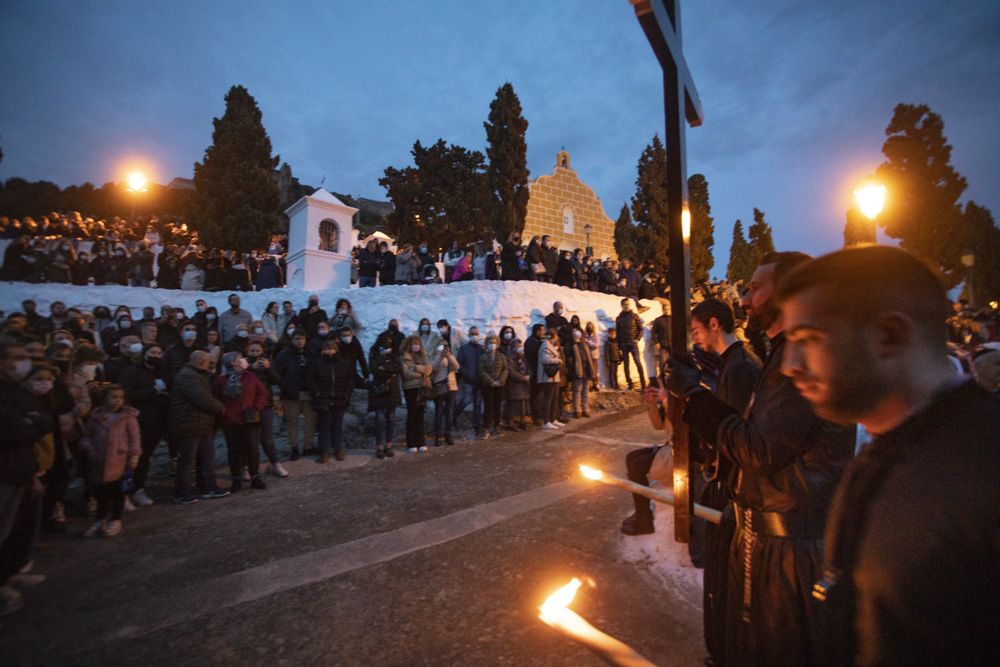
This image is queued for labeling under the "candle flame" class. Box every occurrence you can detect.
[539,578,582,622]
[579,464,604,481]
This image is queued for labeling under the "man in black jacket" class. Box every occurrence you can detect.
[669,252,855,667]
[297,294,329,338]
[523,323,546,423]
[169,351,228,503]
[777,245,1000,666]
[274,332,314,460]
[163,322,202,388]
[615,299,646,390]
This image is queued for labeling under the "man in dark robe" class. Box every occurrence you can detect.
[777,245,1000,666]
[670,252,856,666]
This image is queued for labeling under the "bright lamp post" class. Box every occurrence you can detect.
[854,183,886,220]
[125,171,148,222]
[584,223,593,256]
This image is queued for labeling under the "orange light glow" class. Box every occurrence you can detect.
[126,171,148,192]
[681,206,691,242]
[854,183,886,220]
[579,465,603,481]
[539,578,582,622]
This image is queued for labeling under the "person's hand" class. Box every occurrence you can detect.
[154,378,167,392]
[643,384,666,406]
[666,357,705,398]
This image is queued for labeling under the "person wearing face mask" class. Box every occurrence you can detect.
[119,345,170,507]
[276,301,298,336]
[583,322,601,392]
[436,319,463,352]
[70,250,91,286]
[0,348,54,616]
[454,327,485,439]
[224,325,252,355]
[102,313,138,358]
[567,327,597,418]
[523,323,547,425]
[400,336,433,452]
[373,320,406,360]
[261,302,282,345]
[106,246,130,285]
[212,353,269,491]
[244,342,288,478]
[367,339,403,458]
[164,323,203,389]
[336,326,369,380]
[478,334,509,438]
[498,326,516,355]
[503,338,531,430]
[305,341,357,463]
[296,295,329,338]
[219,294,252,344]
[429,341,459,447]
[615,298,647,391]
[169,351,228,504]
[275,332,316,461]
[306,322,333,357]
[65,344,103,512]
[103,336,143,384]
[328,299,362,335]
[88,246,112,286]
[417,318,441,353]
[394,244,417,285]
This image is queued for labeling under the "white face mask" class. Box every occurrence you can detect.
[469,335,479,344]
[30,379,54,395]
[11,359,32,381]
[207,314,216,321]
[236,330,249,338]
[128,342,144,355]
[119,320,132,329]
[437,344,444,352]
[502,332,512,340]
[438,327,448,334]
[197,305,206,312]
[254,328,265,335]
[78,364,97,380]
[182,330,197,341]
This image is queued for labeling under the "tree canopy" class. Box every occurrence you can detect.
[614,203,637,262]
[727,219,754,283]
[379,139,493,249]
[630,135,669,271]
[747,207,775,267]
[484,82,529,242]
[189,85,281,252]
[688,173,714,282]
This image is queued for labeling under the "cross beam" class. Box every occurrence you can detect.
[631,0,703,543]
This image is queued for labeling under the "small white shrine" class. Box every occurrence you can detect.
[284,188,359,291]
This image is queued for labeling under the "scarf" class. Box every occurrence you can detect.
[223,369,243,398]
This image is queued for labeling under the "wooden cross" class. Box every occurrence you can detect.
[632,0,704,543]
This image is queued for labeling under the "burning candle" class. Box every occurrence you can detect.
[579,464,722,525]
[538,578,658,667]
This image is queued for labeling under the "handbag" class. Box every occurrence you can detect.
[432,378,450,398]
[543,363,560,378]
[242,408,261,424]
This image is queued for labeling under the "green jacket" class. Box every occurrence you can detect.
[169,363,224,437]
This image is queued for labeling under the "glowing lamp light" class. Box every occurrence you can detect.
[990,300,998,310]
[126,171,148,192]
[579,464,604,481]
[681,206,691,243]
[854,184,886,220]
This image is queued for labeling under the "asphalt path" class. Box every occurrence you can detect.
[1,407,705,666]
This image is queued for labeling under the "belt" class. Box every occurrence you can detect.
[734,504,825,539]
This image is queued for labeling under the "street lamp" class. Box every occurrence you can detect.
[584,222,592,256]
[961,251,976,307]
[854,183,886,220]
[125,170,148,222]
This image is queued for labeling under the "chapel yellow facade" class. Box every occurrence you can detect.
[522,149,617,260]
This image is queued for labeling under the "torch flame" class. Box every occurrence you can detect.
[579,465,604,481]
[539,578,582,622]
[681,206,691,243]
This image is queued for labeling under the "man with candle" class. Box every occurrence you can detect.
[776,245,1000,666]
[668,252,855,667]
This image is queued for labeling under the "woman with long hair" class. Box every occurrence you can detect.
[400,335,433,453]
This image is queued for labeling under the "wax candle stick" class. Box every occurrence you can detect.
[539,578,659,667]
[579,465,722,525]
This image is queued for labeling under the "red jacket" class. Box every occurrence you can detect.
[211,370,269,426]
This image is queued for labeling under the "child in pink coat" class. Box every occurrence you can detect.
[79,385,141,537]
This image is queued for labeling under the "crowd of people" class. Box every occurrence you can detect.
[0,212,287,291]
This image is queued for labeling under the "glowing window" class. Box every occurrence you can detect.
[319,219,339,253]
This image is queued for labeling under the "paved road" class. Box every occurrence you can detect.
[1,408,706,666]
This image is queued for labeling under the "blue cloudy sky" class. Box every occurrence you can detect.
[2,0,998,273]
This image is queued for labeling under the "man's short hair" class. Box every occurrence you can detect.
[692,298,736,334]
[760,251,812,283]
[775,245,950,346]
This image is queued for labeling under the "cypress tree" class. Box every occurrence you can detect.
[727,220,754,283]
[631,135,669,272]
[484,82,530,242]
[190,85,281,252]
[688,173,715,282]
[747,207,775,266]
[614,204,637,261]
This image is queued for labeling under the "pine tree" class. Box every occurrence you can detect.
[484,82,530,242]
[190,85,281,252]
[727,220,754,283]
[379,139,493,250]
[631,135,670,272]
[843,207,875,246]
[747,207,775,267]
[962,202,1000,306]
[688,173,714,282]
[875,103,968,286]
[614,204,637,262]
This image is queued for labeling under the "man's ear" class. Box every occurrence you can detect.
[874,311,916,359]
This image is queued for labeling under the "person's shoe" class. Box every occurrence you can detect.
[518,422,530,431]
[490,427,502,437]
[627,383,635,391]
[174,494,200,505]
[445,436,455,446]
[572,411,580,419]
[433,437,441,447]
[376,448,385,460]
[385,447,395,458]
[553,420,567,428]
[620,513,655,536]
[204,488,231,499]
[8,572,45,588]
[418,446,429,452]
[83,521,104,538]
[478,431,490,441]
[102,520,122,537]
[250,476,267,490]
[123,496,136,513]
[229,478,243,493]
[240,467,251,482]
[581,411,591,418]
[131,488,154,507]
[269,463,290,478]
[0,585,24,617]
[408,447,418,453]
[318,452,330,464]
[542,422,559,431]
[335,450,346,462]
[290,447,301,461]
